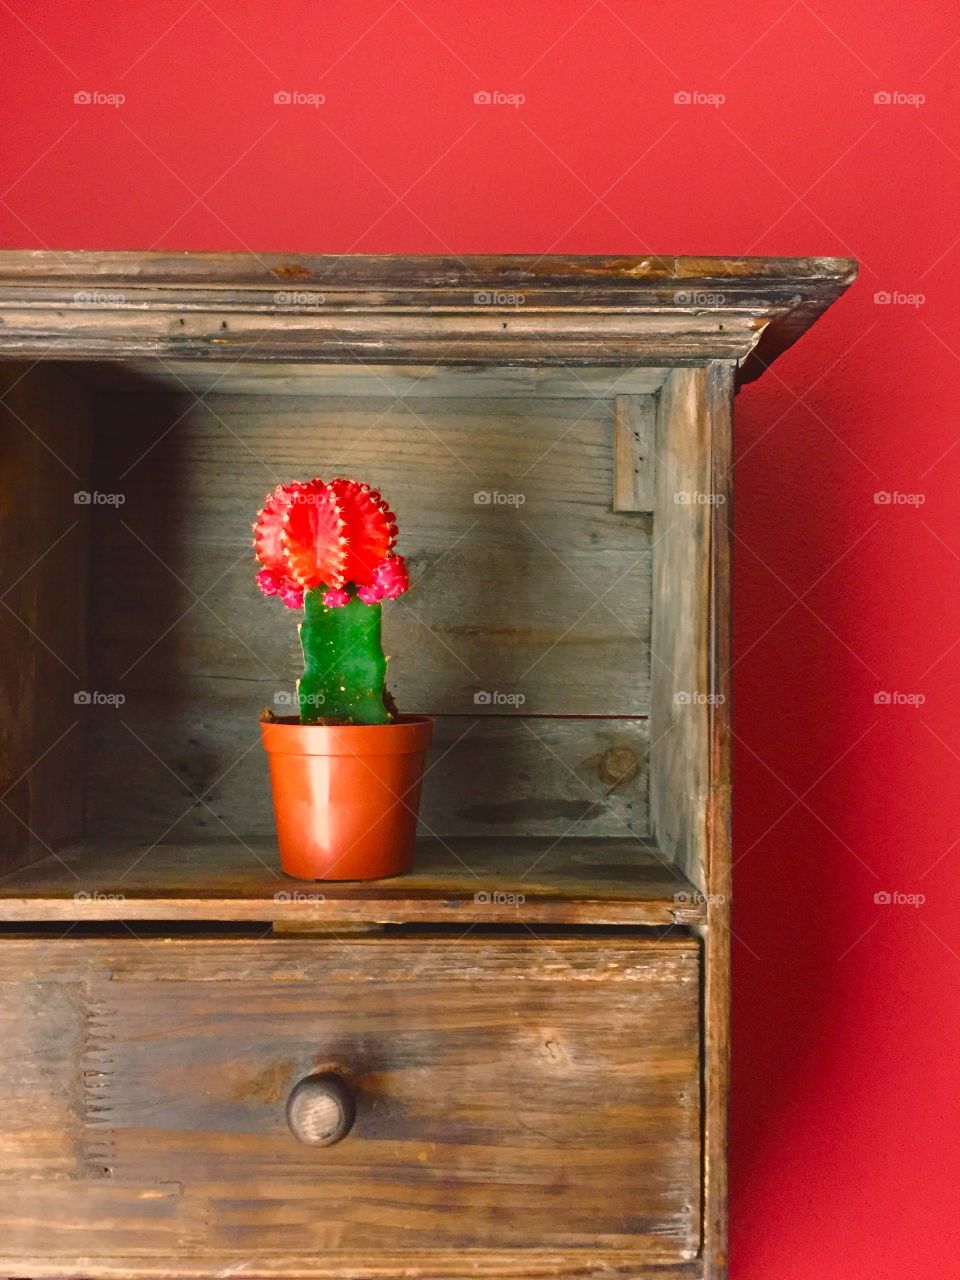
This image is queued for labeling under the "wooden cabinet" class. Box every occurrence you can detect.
[0,252,857,1278]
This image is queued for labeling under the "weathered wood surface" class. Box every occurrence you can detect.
[613,394,657,512]
[0,249,856,287]
[702,361,735,1280]
[0,835,703,925]
[0,979,86,1178]
[89,391,651,708]
[85,702,650,844]
[0,1259,705,1280]
[641,363,734,1280]
[76,359,670,399]
[0,362,90,875]
[81,388,653,841]
[649,367,714,895]
[0,252,857,381]
[0,936,702,1271]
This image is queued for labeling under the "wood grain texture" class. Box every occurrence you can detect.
[0,362,91,875]
[86,389,655,711]
[75,359,671,399]
[81,388,653,842]
[0,251,858,381]
[631,362,735,1279]
[0,1255,705,1280]
[84,699,650,843]
[613,395,656,512]
[647,362,734,1279]
[0,835,704,925]
[648,368,714,895]
[0,935,702,1274]
[702,361,735,1280]
[0,980,86,1178]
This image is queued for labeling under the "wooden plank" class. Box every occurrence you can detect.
[420,714,649,835]
[0,249,857,287]
[0,252,858,380]
[75,360,670,399]
[90,390,649,552]
[0,1181,190,1255]
[84,704,650,843]
[86,542,652,713]
[0,981,86,1178]
[613,395,656,512]
[0,835,703,925]
[648,368,714,895]
[0,936,701,1267]
[0,362,91,875]
[0,1258,705,1280]
[88,391,652,707]
[646,362,735,1279]
[703,361,735,1280]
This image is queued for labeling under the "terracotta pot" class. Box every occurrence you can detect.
[260,714,434,881]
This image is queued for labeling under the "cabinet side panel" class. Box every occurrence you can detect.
[704,361,734,1280]
[649,368,712,892]
[648,363,733,1278]
[0,362,91,871]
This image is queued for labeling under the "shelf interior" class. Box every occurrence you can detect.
[0,837,703,926]
[0,357,718,923]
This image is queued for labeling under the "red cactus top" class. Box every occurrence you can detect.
[254,478,409,609]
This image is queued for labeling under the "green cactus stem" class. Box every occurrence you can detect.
[297,586,390,725]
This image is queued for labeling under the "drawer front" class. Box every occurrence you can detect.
[0,935,702,1277]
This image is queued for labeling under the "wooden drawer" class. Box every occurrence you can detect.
[0,934,702,1278]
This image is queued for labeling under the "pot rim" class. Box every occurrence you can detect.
[260,712,434,757]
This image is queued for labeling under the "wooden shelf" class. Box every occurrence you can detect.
[0,837,703,926]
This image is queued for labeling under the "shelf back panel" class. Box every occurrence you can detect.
[84,385,654,843]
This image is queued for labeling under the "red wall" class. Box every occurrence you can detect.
[3,3,958,1275]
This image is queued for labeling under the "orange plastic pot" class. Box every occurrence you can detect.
[259,714,434,881]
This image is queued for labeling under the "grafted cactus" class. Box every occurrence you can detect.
[254,478,409,725]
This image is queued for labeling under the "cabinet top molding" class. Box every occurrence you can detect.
[0,251,857,383]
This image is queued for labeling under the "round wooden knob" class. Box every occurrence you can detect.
[286,1073,356,1146]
